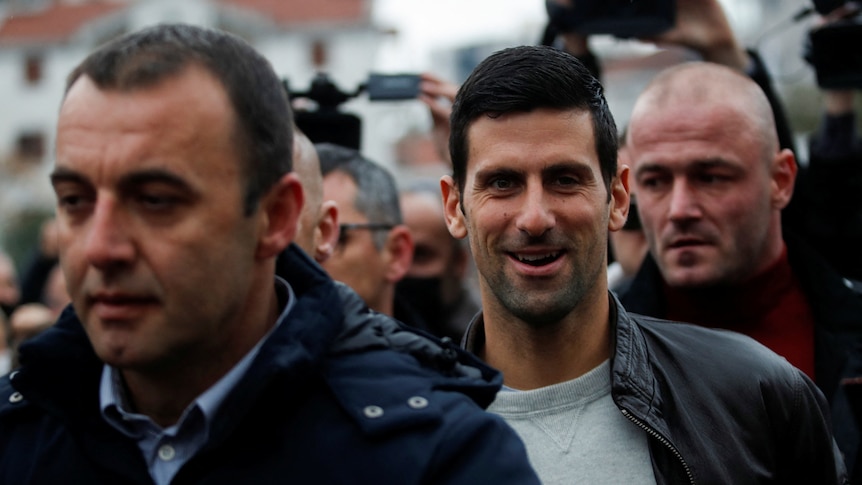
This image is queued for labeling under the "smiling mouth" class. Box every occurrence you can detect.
[511,251,562,266]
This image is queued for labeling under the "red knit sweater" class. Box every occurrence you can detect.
[664,247,816,379]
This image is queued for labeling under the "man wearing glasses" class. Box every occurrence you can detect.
[315,143,425,329]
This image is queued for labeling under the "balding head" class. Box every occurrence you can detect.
[289,128,340,264]
[293,128,323,255]
[624,61,797,288]
[629,62,779,162]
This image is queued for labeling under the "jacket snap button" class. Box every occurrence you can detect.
[407,396,428,409]
[363,405,384,418]
[9,392,23,403]
[158,444,176,461]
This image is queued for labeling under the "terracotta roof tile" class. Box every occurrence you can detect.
[0,2,126,44]
[218,0,369,25]
[0,0,368,45]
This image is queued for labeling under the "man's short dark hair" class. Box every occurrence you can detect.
[450,45,618,198]
[65,23,292,215]
[316,143,402,250]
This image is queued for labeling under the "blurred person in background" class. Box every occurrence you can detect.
[8,262,69,368]
[607,195,646,294]
[0,311,10,376]
[0,249,20,321]
[796,3,862,280]
[280,126,339,264]
[396,178,479,341]
[799,84,862,281]
[0,249,21,375]
[18,217,60,307]
[316,143,426,329]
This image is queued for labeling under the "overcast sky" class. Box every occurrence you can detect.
[371,0,547,70]
[370,0,766,71]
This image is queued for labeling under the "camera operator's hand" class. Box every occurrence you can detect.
[823,89,855,116]
[641,0,750,71]
[559,31,590,57]
[418,72,458,164]
[819,2,861,23]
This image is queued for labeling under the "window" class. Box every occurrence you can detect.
[24,54,43,85]
[16,131,45,161]
[311,39,327,68]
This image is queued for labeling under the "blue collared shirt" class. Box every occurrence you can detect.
[100,277,295,485]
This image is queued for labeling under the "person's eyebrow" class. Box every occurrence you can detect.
[633,162,667,178]
[114,169,195,194]
[51,167,197,196]
[473,167,522,183]
[689,158,742,171]
[542,161,595,179]
[50,166,89,187]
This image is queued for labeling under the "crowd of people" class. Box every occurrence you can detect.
[0,0,861,483]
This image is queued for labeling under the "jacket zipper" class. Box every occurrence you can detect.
[620,408,695,485]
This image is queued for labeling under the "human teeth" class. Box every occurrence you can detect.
[517,253,558,263]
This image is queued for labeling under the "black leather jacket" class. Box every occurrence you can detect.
[620,232,862,481]
[462,293,848,484]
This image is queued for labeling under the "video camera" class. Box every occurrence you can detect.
[285,72,421,149]
[544,0,675,38]
[804,1,862,89]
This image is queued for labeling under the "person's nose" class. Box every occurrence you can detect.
[84,197,135,270]
[515,184,555,237]
[667,179,702,224]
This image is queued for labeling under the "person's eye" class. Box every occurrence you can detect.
[58,194,87,210]
[490,177,515,191]
[698,173,729,185]
[638,176,664,190]
[54,187,94,215]
[555,175,580,187]
[136,193,180,211]
[638,168,677,192]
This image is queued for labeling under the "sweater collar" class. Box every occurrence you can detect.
[662,245,793,327]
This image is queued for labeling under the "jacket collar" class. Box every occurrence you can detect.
[606,293,668,436]
[14,244,504,423]
[460,293,661,424]
[622,232,862,332]
[10,245,344,424]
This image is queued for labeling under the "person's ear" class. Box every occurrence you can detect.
[382,225,414,283]
[770,148,797,210]
[313,200,339,264]
[441,175,468,239]
[608,165,631,232]
[257,173,303,259]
